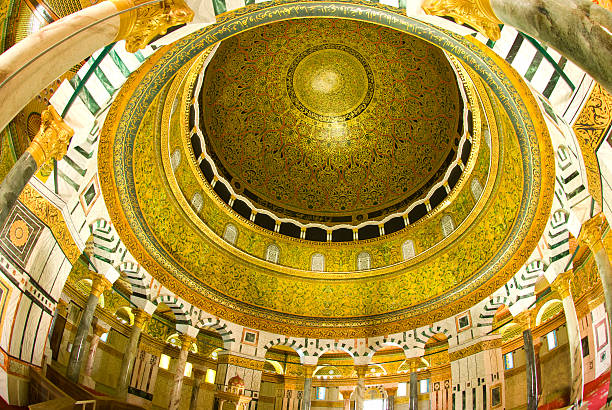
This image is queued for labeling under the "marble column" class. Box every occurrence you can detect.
[340,390,352,410]
[168,334,195,410]
[515,311,538,410]
[117,308,150,398]
[354,365,368,410]
[580,213,612,403]
[552,270,584,405]
[301,365,316,410]
[189,367,206,410]
[66,273,112,383]
[385,386,397,410]
[48,299,68,343]
[409,372,418,410]
[421,0,612,93]
[0,0,195,133]
[81,320,108,388]
[0,106,72,230]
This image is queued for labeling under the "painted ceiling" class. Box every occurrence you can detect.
[99,1,554,337]
[199,19,462,225]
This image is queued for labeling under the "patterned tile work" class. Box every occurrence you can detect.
[0,201,44,269]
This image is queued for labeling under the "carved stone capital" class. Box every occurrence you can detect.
[303,364,316,378]
[55,299,69,316]
[551,270,573,299]
[513,310,533,331]
[92,321,109,337]
[354,364,369,378]
[179,333,195,351]
[384,386,398,396]
[132,308,151,330]
[193,367,207,379]
[26,105,74,167]
[579,213,608,253]
[111,0,194,52]
[422,0,502,40]
[90,273,113,298]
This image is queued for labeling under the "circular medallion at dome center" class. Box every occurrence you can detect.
[288,44,374,122]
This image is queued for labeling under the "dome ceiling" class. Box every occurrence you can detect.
[99,1,554,338]
[198,19,462,226]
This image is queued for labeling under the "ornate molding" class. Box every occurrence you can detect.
[26,106,73,167]
[218,354,265,371]
[422,0,502,40]
[111,0,194,53]
[448,338,501,362]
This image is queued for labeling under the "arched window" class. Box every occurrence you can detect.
[441,215,455,237]
[223,224,238,245]
[357,252,371,271]
[170,148,181,171]
[191,192,203,213]
[402,240,416,260]
[266,244,280,263]
[311,253,325,272]
[470,178,483,201]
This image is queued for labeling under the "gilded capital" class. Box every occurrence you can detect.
[551,270,573,299]
[110,0,194,53]
[303,364,316,378]
[384,387,398,396]
[422,0,502,40]
[26,105,74,167]
[132,308,151,329]
[179,334,195,351]
[93,322,109,337]
[579,213,608,253]
[55,299,69,316]
[513,310,533,331]
[90,273,113,298]
[193,367,207,379]
[354,364,368,378]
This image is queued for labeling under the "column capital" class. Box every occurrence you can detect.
[303,364,317,378]
[179,334,196,351]
[421,0,502,40]
[55,299,69,316]
[384,386,398,396]
[90,273,113,298]
[26,105,74,167]
[193,367,207,379]
[340,390,353,400]
[132,308,151,330]
[92,321,109,337]
[513,310,534,331]
[354,364,368,378]
[551,270,573,299]
[579,213,608,253]
[109,0,195,53]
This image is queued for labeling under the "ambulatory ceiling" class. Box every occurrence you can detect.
[99,1,554,338]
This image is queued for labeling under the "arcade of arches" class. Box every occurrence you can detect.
[0,0,611,409]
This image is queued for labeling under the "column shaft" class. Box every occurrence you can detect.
[523,329,538,410]
[168,336,193,410]
[189,370,205,410]
[117,326,143,398]
[66,292,99,382]
[409,372,418,410]
[83,333,101,377]
[301,377,312,410]
[593,247,612,402]
[489,0,612,93]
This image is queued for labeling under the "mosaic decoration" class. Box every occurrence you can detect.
[200,19,461,224]
[99,0,554,337]
[0,201,44,269]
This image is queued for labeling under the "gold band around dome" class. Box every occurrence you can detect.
[98,0,553,338]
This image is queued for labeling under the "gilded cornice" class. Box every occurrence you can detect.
[98,0,553,338]
[572,85,612,205]
[18,185,80,263]
[448,338,501,362]
[218,354,265,371]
